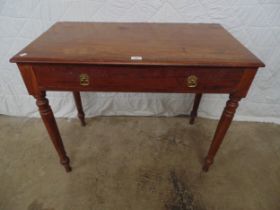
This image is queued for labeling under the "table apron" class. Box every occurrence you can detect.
[32,64,245,93]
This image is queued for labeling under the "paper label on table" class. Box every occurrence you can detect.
[19,53,27,57]
[130,56,143,61]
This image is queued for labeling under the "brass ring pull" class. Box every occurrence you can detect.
[80,74,89,86]
[186,75,198,88]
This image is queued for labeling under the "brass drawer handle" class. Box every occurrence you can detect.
[80,74,89,86]
[187,75,198,88]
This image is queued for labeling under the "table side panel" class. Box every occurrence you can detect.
[32,64,245,93]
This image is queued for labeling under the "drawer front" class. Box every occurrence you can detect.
[33,64,244,93]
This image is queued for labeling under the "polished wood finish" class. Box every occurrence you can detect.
[33,64,245,93]
[203,94,241,171]
[35,91,71,172]
[10,22,264,172]
[190,94,202,124]
[73,91,86,126]
[10,22,264,67]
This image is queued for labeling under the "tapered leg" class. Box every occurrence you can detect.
[203,94,241,172]
[73,91,86,126]
[189,93,202,124]
[35,91,71,172]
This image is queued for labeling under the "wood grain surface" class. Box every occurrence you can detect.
[10,22,264,68]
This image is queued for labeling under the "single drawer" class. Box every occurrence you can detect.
[33,64,244,93]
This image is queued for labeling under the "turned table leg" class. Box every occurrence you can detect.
[73,91,86,126]
[203,94,241,172]
[190,93,202,124]
[35,91,72,172]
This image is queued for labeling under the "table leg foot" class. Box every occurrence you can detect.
[73,91,86,126]
[202,157,213,172]
[189,118,195,125]
[79,115,86,127]
[61,156,72,172]
[189,93,202,124]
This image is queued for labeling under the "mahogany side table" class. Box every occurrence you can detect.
[10,22,264,172]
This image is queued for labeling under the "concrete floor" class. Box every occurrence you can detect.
[0,115,279,210]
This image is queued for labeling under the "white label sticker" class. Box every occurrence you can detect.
[130,56,143,61]
[19,53,27,57]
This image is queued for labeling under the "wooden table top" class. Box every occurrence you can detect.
[10,22,264,68]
